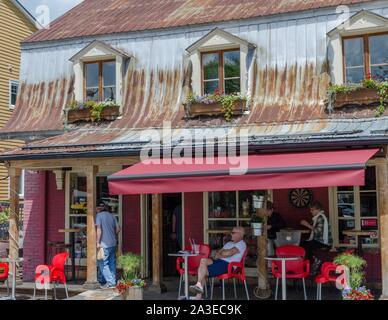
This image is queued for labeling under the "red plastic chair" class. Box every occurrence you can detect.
[315,262,344,300]
[33,252,69,300]
[210,248,249,300]
[0,263,9,295]
[271,245,310,300]
[176,244,211,298]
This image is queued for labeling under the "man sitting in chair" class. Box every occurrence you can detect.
[189,226,246,299]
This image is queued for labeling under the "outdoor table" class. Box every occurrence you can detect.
[342,230,377,256]
[264,255,303,300]
[58,228,83,281]
[168,252,202,300]
[0,257,24,300]
[280,229,310,234]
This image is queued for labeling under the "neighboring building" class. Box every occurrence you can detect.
[0,0,37,200]
[0,0,387,298]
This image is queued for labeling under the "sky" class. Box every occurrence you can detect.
[19,0,83,21]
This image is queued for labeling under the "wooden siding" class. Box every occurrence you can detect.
[0,0,36,199]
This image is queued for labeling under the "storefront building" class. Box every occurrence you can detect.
[0,0,387,298]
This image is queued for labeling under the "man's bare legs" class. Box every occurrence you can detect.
[193,258,213,299]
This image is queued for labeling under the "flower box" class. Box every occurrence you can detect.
[67,105,120,123]
[331,88,380,109]
[122,286,144,300]
[185,100,246,118]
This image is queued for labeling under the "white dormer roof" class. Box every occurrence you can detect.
[186,27,256,53]
[69,40,132,62]
[328,10,388,36]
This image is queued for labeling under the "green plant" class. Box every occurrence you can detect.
[67,100,79,110]
[90,102,105,122]
[0,208,9,224]
[117,253,142,281]
[333,251,367,289]
[251,215,264,223]
[219,93,246,122]
[84,100,97,109]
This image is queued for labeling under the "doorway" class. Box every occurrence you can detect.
[144,193,183,278]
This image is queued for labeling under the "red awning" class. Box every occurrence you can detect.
[108,149,379,195]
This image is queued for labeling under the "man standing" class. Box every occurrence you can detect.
[266,201,285,257]
[96,202,120,289]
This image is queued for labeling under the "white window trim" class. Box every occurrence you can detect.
[331,163,379,249]
[9,80,19,110]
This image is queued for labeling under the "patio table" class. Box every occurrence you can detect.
[0,257,24,300]
[58,228,83,281]
[168,252,202,300]
[342,229,377,256]
[264,255,302,300]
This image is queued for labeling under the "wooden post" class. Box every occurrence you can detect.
[149,194,166,293]
[84,165,99,289]
[8,167,21,281]
[376,159,388,299]
[254,200,271,299]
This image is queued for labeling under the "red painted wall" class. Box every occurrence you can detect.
[122,194,141,254]
[272,187,330,228]
[46,172,65,243]
[23,171,46,281]
[184,192,203,245]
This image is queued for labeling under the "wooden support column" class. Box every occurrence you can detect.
[84,165,99,289]
[376,159,388,299]
[8,167,21,280]
[149,194,166,293]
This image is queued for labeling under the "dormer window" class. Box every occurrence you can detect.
[85,60,116,101]
[70,40,131,105]
[202,49,240,94]
[344,33,388,83]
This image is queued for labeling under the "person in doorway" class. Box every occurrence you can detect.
[189,226,247,300]
[300,201,332,270]
[266,201,285,257]
[96,202,121,289]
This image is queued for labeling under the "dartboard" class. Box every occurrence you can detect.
[289,188,312,208]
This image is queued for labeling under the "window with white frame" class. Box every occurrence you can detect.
[9,80,19,109]
[333,166,379,248]
[84,60,116,101]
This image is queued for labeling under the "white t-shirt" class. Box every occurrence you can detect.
[220,240,247,263]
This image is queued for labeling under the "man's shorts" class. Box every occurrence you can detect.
[208,259,229,277]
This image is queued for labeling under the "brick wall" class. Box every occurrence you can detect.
[23,171,46,281]
[184,192,203,245]
[122,194,141,254]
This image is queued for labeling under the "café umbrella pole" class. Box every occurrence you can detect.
[254,197,272,299]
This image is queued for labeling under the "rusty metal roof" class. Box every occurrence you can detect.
[24,0,374,43]
[1,117,388,160]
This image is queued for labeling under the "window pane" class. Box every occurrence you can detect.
[360,166,376,190]
[224,51,240,78]
[103,61,116,87]
[371,65,388,82]
[369,34,388,65]
[238,190,267,218]
[346,67,364,84]
[337,193,354,217]
[208,191,236,218]
[10,83,18,106]
[225,79,240,94]
[103,87,116,101]
[86,88,99,101]
[86,63,99,88]
[209,233,231,250]
[360,192,377,217]
[338,219,356,245]
[204,80,219,94]
[203,53,219,80]
[344,38,364,67]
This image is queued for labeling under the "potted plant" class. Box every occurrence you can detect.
[251,215,264,236]
[183,91,247,121]
[116,253,146,300]
[333,250,374,300]
[66,99,121,123]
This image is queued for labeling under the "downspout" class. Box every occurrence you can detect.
[43,171,48,263]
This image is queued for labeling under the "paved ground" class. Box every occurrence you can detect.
[0,277,381,300]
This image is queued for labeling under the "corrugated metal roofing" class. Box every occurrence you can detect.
[24,0,374,43]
